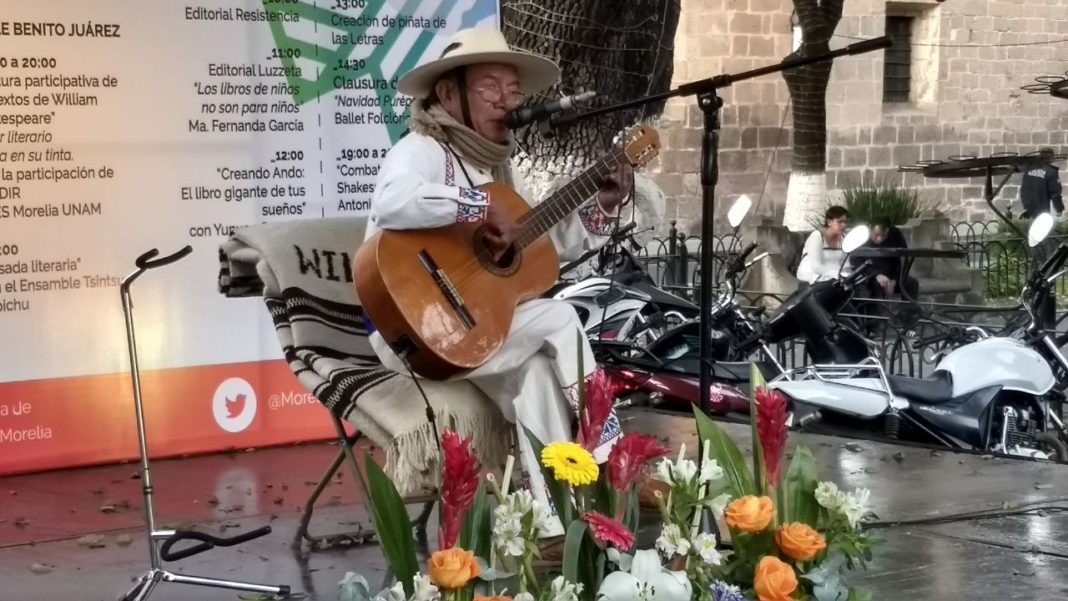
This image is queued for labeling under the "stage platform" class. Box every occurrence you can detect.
[2,408,1067,600]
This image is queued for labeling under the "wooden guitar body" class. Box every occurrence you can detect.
[353,182,560,380]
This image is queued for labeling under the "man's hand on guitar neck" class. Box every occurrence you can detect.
[484,202,518,260]
[596,160,634,214]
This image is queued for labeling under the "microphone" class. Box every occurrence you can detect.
[505,91,597,129]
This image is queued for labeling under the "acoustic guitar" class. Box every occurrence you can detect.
[353,124,661,380]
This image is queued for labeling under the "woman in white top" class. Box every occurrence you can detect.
[796,205,852,284]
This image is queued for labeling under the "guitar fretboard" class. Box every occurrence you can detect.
[514,148,626,249]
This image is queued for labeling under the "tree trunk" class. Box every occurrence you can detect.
[781,0,844,232]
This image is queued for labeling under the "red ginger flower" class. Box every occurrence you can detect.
[755,388,789,488]
[606,432,671,492]
[578,368,624,452]
[582,510,635,551]
[438,429,481,551]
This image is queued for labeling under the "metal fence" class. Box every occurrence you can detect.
[633,221,1067,303]
[621,221,1056,379]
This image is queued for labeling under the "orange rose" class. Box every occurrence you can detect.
[753,555,798,601]
[428,547,480,589]
[724,495,775,532]
[775,522,827,561]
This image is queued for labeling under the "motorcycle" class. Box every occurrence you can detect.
[768,215,1068,462]
[590,197,789,416]
[596,221,881,416]
[549,221,700,345]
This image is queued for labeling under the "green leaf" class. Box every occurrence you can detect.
[780,445,820,525]
[522,425,576,526]
[588,471,616,517]
[693,406,755,499]
[622,487,639,535]
[576,328,587,421]
[458,481,491,560]
[356,452,419,598]
[847,587,873,601]
[562,519,589,587]
[748,363,768,495]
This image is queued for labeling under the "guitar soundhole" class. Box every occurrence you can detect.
[474,227,521,276]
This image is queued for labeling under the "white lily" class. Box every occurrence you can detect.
[706,493,731,519]
[373,581,406,601]
[597,549,692,601]
[814,481,840,511]
[411,573,441,601]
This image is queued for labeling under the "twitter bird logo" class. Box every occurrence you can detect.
[225,394,247,419]
[212,379,257,433]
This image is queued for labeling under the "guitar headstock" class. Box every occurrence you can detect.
[621,124,660,169]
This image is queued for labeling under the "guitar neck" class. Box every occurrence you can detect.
[515,148,625,249]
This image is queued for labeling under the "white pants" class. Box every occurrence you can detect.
[370,298,622,537]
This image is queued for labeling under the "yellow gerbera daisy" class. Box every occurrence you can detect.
[541,442,599,486]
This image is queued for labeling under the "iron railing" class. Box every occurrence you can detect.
[619,221,1059,378]
[634,221,1067,302]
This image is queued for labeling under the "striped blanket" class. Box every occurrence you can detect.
[217,217,510,495]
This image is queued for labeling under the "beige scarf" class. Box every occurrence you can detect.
[409,102,515,187]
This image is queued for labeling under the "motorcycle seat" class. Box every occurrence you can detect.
[710,361,752,382]
[885,371,954,405]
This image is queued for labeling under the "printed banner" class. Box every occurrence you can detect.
[0,0,499,475]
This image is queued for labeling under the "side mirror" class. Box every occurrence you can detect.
[1028,213,1054,247]
[843,225,870,253]
[727,194,753,229]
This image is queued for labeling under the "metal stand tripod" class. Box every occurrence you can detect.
[118,246,291,601]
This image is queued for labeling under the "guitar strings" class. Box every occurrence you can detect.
[443,153,623,291]
[440,154,619,287]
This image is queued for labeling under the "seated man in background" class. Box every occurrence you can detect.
[856,216,920,301]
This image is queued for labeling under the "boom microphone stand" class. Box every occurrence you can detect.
[553,36,893,417]
[118,247,291,601]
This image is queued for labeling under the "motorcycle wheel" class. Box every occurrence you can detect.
[1035,431,1068,463]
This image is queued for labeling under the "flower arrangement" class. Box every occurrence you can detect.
[342,344,677,601]
[342,335,878,601]
[662,366,878,601]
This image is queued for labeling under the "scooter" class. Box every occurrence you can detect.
[769,216,1068,462]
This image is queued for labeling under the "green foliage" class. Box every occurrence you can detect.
[778,446,820,526]
[840,181,925,226]
[354,452,419,599]
[458,483,493,601]
[998,218,1068,238]
[692,409,756,500]
[808,181,928,231]
[748,364,768,495]
[981,227,1068,300]
[562,520,590,589]
[522,425,576,528]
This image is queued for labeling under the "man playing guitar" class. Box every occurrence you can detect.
[359,27,633,541]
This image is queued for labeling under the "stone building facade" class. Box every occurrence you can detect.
[649,0,1068,235]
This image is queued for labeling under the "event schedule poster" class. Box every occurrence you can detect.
[0,0,499,474]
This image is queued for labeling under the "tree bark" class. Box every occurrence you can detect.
[781,0,845,230]
[782,0,843,174]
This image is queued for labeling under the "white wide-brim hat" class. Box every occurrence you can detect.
[397,27,561,99]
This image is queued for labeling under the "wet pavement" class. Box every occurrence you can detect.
[3,409,1068,600]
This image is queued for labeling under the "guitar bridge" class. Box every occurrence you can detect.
[417,250,476,330]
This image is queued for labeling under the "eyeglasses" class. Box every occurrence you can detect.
[471,84,526,105]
